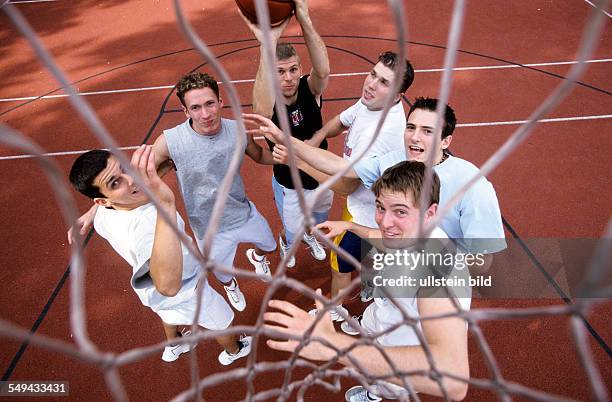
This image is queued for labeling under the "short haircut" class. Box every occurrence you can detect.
[408,97,457,139]
[175,72,220,107]
[275,42,299,62]
[372,160,440,208]
[69,150,111,199]
[377,51,415,94]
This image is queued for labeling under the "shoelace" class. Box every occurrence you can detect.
[304,235,324,252]
[260,259,270,273]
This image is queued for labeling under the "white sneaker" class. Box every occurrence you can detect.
[303,233,326,261]
[218,335,252,365]
[341,315,364,336]
[345,385,381,402]
[162,330,196,362]
[223,279,246,311]
[308,305,349,322]
[246,249,272,281]
[279,235,296,268]
[360,285,374,303]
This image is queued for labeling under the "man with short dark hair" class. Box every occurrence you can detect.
[265,161,471,401]
[70,72,278,312]
[69,145,252,364]
[250,97,506,269]
[245,52,415,320]
[242,0,331,269]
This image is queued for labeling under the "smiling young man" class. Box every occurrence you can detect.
[249,97,506,267]
[245,51,415,320]
[71,72,278,312]
[242,0,331,269]
[69,145,251,365]
[265,161,470,401]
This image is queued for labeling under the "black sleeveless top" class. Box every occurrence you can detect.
[267,75,328,189]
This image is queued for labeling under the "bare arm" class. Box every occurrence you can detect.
[243,16,291,117]
[294,0,329,98]
[133,145,183,297]
[314,220,380,239]
[68,137,173,245]
[265,291,469,400]
[67,203,99,244]
[244,113,357,178]
[308,114,345,147]
[245,133,275,165]
[272,144,360,195]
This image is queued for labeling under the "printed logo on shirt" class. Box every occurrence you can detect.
[344,144,353,157]
[343,129,353,157]
[290,108,303,127]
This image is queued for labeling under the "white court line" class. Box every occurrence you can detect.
[8,0,58,3]
[583,0,612,18]
[1,114,610,161]
[1,58,611,103]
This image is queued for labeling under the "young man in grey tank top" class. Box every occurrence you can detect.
[70,72,278,313]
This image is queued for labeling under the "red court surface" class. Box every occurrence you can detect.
[0,0,611,401]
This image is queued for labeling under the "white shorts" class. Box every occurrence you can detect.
[155,280,234,330]
[196,201,276,283]
[272,176,333,242]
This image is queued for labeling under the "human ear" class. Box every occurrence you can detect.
[425,203,438,220]
[94,198,111,208]
[441,135,453,149]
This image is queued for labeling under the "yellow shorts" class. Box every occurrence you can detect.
[330,205,356,273]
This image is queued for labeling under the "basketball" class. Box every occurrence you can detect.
[236,0,295,26]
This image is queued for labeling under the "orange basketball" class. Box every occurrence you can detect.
[236,0,294,26]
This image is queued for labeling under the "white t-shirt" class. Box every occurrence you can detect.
[94,203,201,312]
[354,150,507,253]
[361,227,472,347]
[340,100,406,227]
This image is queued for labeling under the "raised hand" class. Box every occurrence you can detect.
[131,145,175,207]
[240,11,291,44]
[314,220,351,239]
[264,289,339,362]
[243,113,287,145]
[67,203,98,245]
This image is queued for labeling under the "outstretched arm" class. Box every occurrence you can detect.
[272,144,361,195]
[265,291,469,400]
[244,113,357,178]
[315,220,380,240]
[132,145,182,297]
[294,0,329,98]
[245,132,275,165]
[242,15,291,118]
[307,114,345,147]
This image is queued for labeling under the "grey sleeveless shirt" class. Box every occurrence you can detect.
[164,118,251,239]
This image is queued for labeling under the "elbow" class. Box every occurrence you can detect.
[445,380,469,401]
[442,358,469,400]
[156,281,181,297]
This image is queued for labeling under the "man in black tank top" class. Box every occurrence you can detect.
[243,0,332,268]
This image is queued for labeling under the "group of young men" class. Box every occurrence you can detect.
[68,1,505,400]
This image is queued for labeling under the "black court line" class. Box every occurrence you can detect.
[4,37,610,380]
[3,34,610,118]
[1,229,95,381]
[501,217,612,357]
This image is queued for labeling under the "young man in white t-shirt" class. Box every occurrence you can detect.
[245,51,415,320]
[251,97,506,271]
[69,145,251,365]
[69,72,278,313]
[264,161,470,401]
